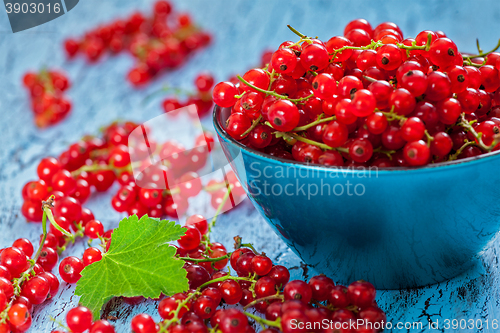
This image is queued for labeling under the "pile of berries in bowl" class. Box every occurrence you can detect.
[213,20,500,167]
[212,20,500,289]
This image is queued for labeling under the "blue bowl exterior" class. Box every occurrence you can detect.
[214,106,500,289]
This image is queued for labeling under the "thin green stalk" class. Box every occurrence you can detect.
[464,38,500,59]
[236,75,313,103]
[292,116,335,132]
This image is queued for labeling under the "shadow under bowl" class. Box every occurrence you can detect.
[213,105,500,289]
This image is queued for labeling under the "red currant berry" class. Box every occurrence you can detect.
[59,256,84,283]
[131,314,158,333]
[66,306,93,333]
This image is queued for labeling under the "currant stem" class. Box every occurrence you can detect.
[464,38,500,59]
[424,130,434,147]
[178,253,231,263]
[240,243,259,255]
[277,132,349,153]
[373,147,396,159]
[198,274,255,290]
[0,196,54,324]
[71,163,114,176]
[449,140,476,161]
[241,115,263,138]
[287,25,305,38]
[244,311,282,329]
[457,113,494,151]
[206,185,232,235]
[161,290,201,330]
[236,75,313,103]
[242,294,284,310]
[292,115,335,132]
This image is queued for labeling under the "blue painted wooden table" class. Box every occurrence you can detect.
[1,0,500,331]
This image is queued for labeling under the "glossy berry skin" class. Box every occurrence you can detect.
[185,215,208,235]
[301,43,329,71]
[366,112,388,135]
[437,98,462,125]
[225,113,252,139]
[20,275,50,305]
[401,117,425,141]
[12,239,33,259]
[66,306,93,333]
[218,309,248,333]
[323,121,348,148]
[37,157,61,184]
[404,140,431,166]
[89,320,116,333]
[284,280,312,304]
[241,69,270,93]
[51,169,77,195]
[425,71,452,102]
[7,303,29,327]
[54,196,82,223]
[329,285,351,308]
[219,279,243,305]
[193,295,218,319]
[131,314,158,333]
[268,100,300,132]
[312,73,337,100]
[59,256,84,283]
[271,48,298,74]
[37,246,59,271]
[376,44,403,70]
[347,281,376,309]
[178,225,202,250]
[213,82,238,108]
[399,70,428,97]
[308,275,334,302]
[351,89,376,117]
[39,271,60,298]
[0,247,29,278]
[267,265,290,287]
[251,255,273,276]
[249,125,273,148]
[349,138,373,163]
[428,38,458,68]
[254,276,277,299]
[158,294,188,320]
[390,88,416,116]
[230,248,253,270]
[84,219,105,239]
[83,247,103,266]
[428,132,452,157]
[457,88,480,114]
[185,264,210,289]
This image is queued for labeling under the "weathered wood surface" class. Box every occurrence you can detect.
[1,0,500,331]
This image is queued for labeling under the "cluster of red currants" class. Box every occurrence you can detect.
[0,238,60,332]
[130,238,386,333]
[22,70,71,128]
[213,20,500,167]
[63,0,211,86]
[161,72,215,118]
[52,306,115,333]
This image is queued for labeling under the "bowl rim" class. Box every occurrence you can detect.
[213,105,500,174]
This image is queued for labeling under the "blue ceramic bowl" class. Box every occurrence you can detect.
[214,106,500,289]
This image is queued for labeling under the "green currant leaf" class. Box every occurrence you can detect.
[75,214,188,319]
